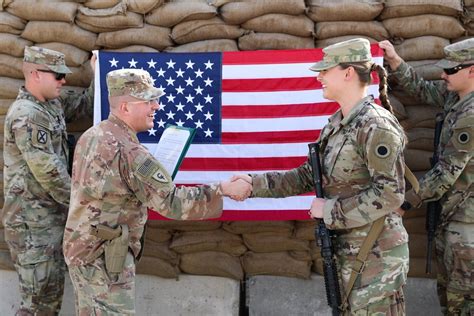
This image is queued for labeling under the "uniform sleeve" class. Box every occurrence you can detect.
[323,122,405,230]
[414,115,473,203]
[391,61,448,108]
[12,111,71,206]
[60,81,94,122]
[127,150,223,220]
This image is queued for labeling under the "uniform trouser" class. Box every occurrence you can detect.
[435,221,474,316]
[68,251,136,316]
[5,224,66,316]
[350,288,406,316]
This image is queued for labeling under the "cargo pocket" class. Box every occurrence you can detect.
[450,244,474,291]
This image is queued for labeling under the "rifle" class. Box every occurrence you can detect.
[67,134,76,176]
[308,142,342,316]
[425,114,444,274]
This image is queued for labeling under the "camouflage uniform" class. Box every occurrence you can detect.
[63,69,223,315]
[2,46,93,315]
[251,39,409,315]
[392,39,474,315]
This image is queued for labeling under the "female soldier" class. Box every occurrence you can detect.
[232,38,409,315]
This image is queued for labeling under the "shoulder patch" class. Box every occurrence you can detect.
[136,158,170,184]
[367,128,401,174]
[452,125,474,152]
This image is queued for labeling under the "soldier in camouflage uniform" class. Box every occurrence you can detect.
[232,38,409,315]
[63,68,250,315]
[2,46,95,315]
[381,39,474,316]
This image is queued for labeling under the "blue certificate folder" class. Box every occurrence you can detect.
[153,125,196,180]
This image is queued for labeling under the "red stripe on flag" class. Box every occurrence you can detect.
[222,102,340,119]
[148,209,312,221]
[223,49,324,65]
[222,77,319,92]
[180,157,307,171]
[221,130,321,144]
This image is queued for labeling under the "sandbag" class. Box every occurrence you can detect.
[170,229,247,256]
[146,1,217,27]
[0,99,14,115]
[383,15,465,40]
[400,104,439,130]
[380,0,463,19]
[315,21,389,41]
[83,0,121,9]
[220,0,306,25]
[403,216,426,234]
[293,221,316,241]
[306,0,383,22]
[146,220,221,231]
[238,32,314,50]
[0,11,26,34]
[394,36,449,61]
[128,0,164,14]
[180,251,244,280]
[96,24,172,50]
[6,0,78,22]
[408,233,428,258]
[315,35,378,48]
[64,63,93,88]
[208,0,235,7]
[388,94,408,120]
[408,257,437,278]
[407,127,435,151]
[0,34,32,57]
[0,54,23,79]
[404,148,432,171]
[144,227,172,242]
[0,77,23,99]
[136,256,179,279]
[242,251,311,279]
[222,221,294,235]
[165,39,238,52]
[142,240,179,264]
[66,117,92,133]
[243,232,310,253]
[406,59,443,81]
[171,18,244,45]
[242,14,314,37]
[0,249,14,270]
[76,11,144,33]
[21,21,98,52]
[38,43,90,68]
[289,250,311,261]
[106,45,159,53]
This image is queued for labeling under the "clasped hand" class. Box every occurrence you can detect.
[220,174,252,201]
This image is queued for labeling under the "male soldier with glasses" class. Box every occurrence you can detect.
[2,46,95,315]
[380,39,473,315]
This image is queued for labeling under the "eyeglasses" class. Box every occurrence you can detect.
[443,63,474,75]
[36,69,66,81]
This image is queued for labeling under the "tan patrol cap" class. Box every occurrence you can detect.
[23,46,71,74]
[310,38,372,72]
[435,38,474,69]
[106,69,164,101]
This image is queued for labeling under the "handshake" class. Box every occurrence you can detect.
[220,174,253,201]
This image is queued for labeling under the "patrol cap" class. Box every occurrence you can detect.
[310,38,372,72]
[23,46,72,74]
[435,38,474,69]
[106,69,164,101]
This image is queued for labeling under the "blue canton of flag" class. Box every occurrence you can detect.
[99,51,222,144]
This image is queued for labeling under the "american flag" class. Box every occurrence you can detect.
[94,46,383,221]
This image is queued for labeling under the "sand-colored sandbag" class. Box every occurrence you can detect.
[242,14,313,37]
[142,240,179,264]
[383,15,465,40]
[106,45,159,53]
[170,229,246,256]
[408,257,437,278]
[408,233,428,258]
[0,77,22,99]
[388,94,408,120]
[406,59,443,81]
[171,18,244,45]
[0,249,14,270]
[242,251,311,279]
[128,0,164,14]
[96,24,172,50]
[83,0,121,9]
[37,43,90,68]
[147,220,221,231]
[243,232,310,253]
[165,39,238,52]
[400,104,439,130]
[0,34,31,58]
[6,0,78,23]
[76,11,144,33]
[394,36,449,62]
[0,54,23,79]
[136,256,179,279]
[380,0,462,20]
[293,220,316,241]
[146,1,217,27]
[180,251,244,280]
[0,99,14,115]
[220,0,306,25]
[403,216,426,234]
[311,258,324,275]
[390,87,423,107]
[144,226,172,242]
[66,117,92,133]
[238,32,314,51]
[315,35,378,48]
[21,21,97,52]
[289,250,311,261]
[407,127,435,151]
[0,11,26,34]
[404,148,432,172]
[208,0,236,7]
[315,21,389,41]
[65,63,93,88]
[222,220,294,235]
[79,1,125,16]
[306,0,383,22]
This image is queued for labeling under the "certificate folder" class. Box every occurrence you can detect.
[153,125,195,180]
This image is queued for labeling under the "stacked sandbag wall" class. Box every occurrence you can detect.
[0,0,471,281]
